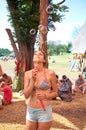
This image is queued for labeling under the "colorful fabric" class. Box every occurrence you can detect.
[3,86,12,103]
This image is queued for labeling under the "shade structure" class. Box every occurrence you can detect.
[73,21,86,54]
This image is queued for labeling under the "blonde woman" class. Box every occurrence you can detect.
[24,50,58,130]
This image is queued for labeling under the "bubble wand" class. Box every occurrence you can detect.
[35,59,46,111]
[36,89,46,111]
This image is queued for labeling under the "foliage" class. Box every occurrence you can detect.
[67,41,73,52]
[12,70,22,92]
[7,0,40,42]
[6,0,69,91]
[0,48,12,57]
[49,0,69,23]
[48,43,71,55]
[7,0,69,43]
[15,72,22,92]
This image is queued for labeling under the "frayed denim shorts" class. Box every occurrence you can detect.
[26,105,53,122]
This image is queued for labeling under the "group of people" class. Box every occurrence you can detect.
[56,73,86,102]
[0,73,13,107]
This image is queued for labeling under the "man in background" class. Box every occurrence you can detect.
[73,74,86,94]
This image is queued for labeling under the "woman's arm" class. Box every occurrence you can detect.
[23,71,35,99]
[79,81,86,88]
[46,70,58,99]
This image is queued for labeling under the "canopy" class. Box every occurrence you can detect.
[73,21,86,54]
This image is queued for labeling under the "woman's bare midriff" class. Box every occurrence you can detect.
[27,90,52,109]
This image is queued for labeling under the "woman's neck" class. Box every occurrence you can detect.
[38,66,44,73]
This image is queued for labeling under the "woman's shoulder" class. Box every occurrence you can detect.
[45,68,55,75]
[25,70,32,76]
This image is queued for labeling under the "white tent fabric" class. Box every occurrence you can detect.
[73,21,86,54]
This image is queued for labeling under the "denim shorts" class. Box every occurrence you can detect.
[26,105,53,122]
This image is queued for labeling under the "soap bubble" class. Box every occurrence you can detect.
[48,22,56,31]
[46,5,54,14]
[30,28,36,35]
[38,24,43,30]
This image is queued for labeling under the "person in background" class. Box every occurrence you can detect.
[1,73,12,86]
[24,50,58,130]
[72,74,86,94]
[0,80,13,105]
[58,75,73,102]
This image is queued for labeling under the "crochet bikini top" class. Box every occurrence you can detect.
[39,78,50,90]
[34,69,51,90]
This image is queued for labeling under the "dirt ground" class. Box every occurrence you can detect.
[0,92,86,130]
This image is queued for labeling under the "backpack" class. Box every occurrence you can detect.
[58,79,72,102]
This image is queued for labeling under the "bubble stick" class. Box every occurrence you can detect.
[36,89,46,111]
[35,57,46,111]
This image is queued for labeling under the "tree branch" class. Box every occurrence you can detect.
[6,28,19,60]
[57,0,66,5]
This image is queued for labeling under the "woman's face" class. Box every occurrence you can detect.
[33,51,45,68]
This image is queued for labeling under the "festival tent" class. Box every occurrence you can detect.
[70,21,86,72]
[73,21,86,54]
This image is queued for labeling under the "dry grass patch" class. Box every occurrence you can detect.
[0,92,86,130]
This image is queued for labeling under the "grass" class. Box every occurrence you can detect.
[48,53,82,81]
[0,54,86,130]
[0,53,84,81]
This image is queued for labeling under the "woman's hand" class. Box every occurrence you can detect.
[31,67,39,81]
[36,90,46,100]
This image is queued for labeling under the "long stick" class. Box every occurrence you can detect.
[35,64,46,111]
[36,89,46,111]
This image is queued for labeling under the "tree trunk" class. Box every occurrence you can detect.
[40,0,48,67]
[6,0,49,90]
[17,39,34,89]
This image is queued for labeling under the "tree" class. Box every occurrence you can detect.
[6,0,68,90]
[67,41,72,53]
[0,48,12,57]
[48,43,71,55]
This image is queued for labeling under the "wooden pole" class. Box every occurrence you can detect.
[40,0,48,67]
[6,29,19,60]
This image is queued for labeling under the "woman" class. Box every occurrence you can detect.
[24,50,58,130]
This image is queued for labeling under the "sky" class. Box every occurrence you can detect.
[0,0,86,50]
[47,0,86,43]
